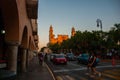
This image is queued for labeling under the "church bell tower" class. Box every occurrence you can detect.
[71,27,76,37]
[49,25,54,43]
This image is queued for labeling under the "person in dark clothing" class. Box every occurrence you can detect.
[44,53,48,62]
[90,52,101,77]
[38,52,44,65]
[87,53,92,72]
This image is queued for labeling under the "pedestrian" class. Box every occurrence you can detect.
[44,53,48,62]
[87,53,92,72]
[112,51,116,67]
[38,52,44,65]
[90,52,101,77]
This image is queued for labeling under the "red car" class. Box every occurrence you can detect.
[52,54,67,65]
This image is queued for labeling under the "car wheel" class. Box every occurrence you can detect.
[77,60,80,64]
[64,62,67,65]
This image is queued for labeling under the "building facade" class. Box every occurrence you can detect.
[49,25,75,44]
[0,0,39,74]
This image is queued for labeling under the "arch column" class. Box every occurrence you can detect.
[6,42,19,74]
[21,48,27,72]
[26,49,29,69]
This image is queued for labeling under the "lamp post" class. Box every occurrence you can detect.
[96,19,102,31]
[96,19,104,52]
[96,19,103,39]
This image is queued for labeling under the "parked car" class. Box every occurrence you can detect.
[77,53,100,64]
[66,53,76,61]
[52,54,67,64]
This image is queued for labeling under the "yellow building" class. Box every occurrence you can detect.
[49,25,76,44]
[0,0,38,74]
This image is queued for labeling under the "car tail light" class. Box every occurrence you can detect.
[65,59,67,62]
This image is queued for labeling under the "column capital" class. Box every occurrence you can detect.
[19,46,28,50]
[6,41,20,46]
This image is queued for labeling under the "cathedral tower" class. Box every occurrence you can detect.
[49,25,54,43]
[71,27,76,37]
[49,25,75,44]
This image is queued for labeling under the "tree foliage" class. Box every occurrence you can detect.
[48,23,120,54]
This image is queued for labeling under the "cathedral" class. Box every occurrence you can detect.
[49,25,76,44]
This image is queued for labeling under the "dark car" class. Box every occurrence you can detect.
[52,54,67,64]
[77,53,100,64]
[50,53,56,62]
[66,53,76,61]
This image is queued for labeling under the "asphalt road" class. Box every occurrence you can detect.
[48,60,120,80]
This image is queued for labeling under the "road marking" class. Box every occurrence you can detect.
[102,73,120,80]
[45,63,56,80]
[94,77,103,80]
[104,70,120,76]
[54,65,120,73]
[67,62,81,67]
[65,75,75,80]
[56,76,63,80]
[54,67,86,72]
[112,69,120,72]
[56,70,120,80]
[85,72,105,80]
[79,77,88,80]
[97,65,120,68]
[56,75,87,80]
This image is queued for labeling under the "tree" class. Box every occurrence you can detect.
[47,23,120,55]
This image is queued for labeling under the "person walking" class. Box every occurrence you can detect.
[90,52,101,77]
[38,52,44,66]
[87,53,92,72]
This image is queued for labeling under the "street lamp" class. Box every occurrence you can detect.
[1,30,5,34]
[96,19,104,50]
[96,19,103,37]
[96,19,102,31]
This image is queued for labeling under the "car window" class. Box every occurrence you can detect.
[56,55,65,58]
[82,54,89,57]
[66,53,74,56]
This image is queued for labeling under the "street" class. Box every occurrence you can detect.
[48,60,120,80]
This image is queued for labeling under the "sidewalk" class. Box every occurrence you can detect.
[15,56,55,80]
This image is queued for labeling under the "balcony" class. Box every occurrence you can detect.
[31,19,37,35]
[26,0,38,19]
[34,35,38,41]
[34,35,38,46]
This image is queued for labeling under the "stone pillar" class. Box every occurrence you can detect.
[28,50,33,61]
[7,42,19,74]
[21,48,27,72]
[26,49,29,69]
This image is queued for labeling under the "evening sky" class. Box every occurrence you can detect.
[38,0,120,49]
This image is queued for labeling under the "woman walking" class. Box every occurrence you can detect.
[87,53,92,72]
[90,52,101,77]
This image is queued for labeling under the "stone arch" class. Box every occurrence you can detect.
[28,36,37,51]
[0,0,20,73]
[21,26,28,48]
[0,0,19,43]
[28,37,35,58]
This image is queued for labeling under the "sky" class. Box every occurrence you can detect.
[38,0,120,49]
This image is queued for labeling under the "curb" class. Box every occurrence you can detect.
[45,62,56,80]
